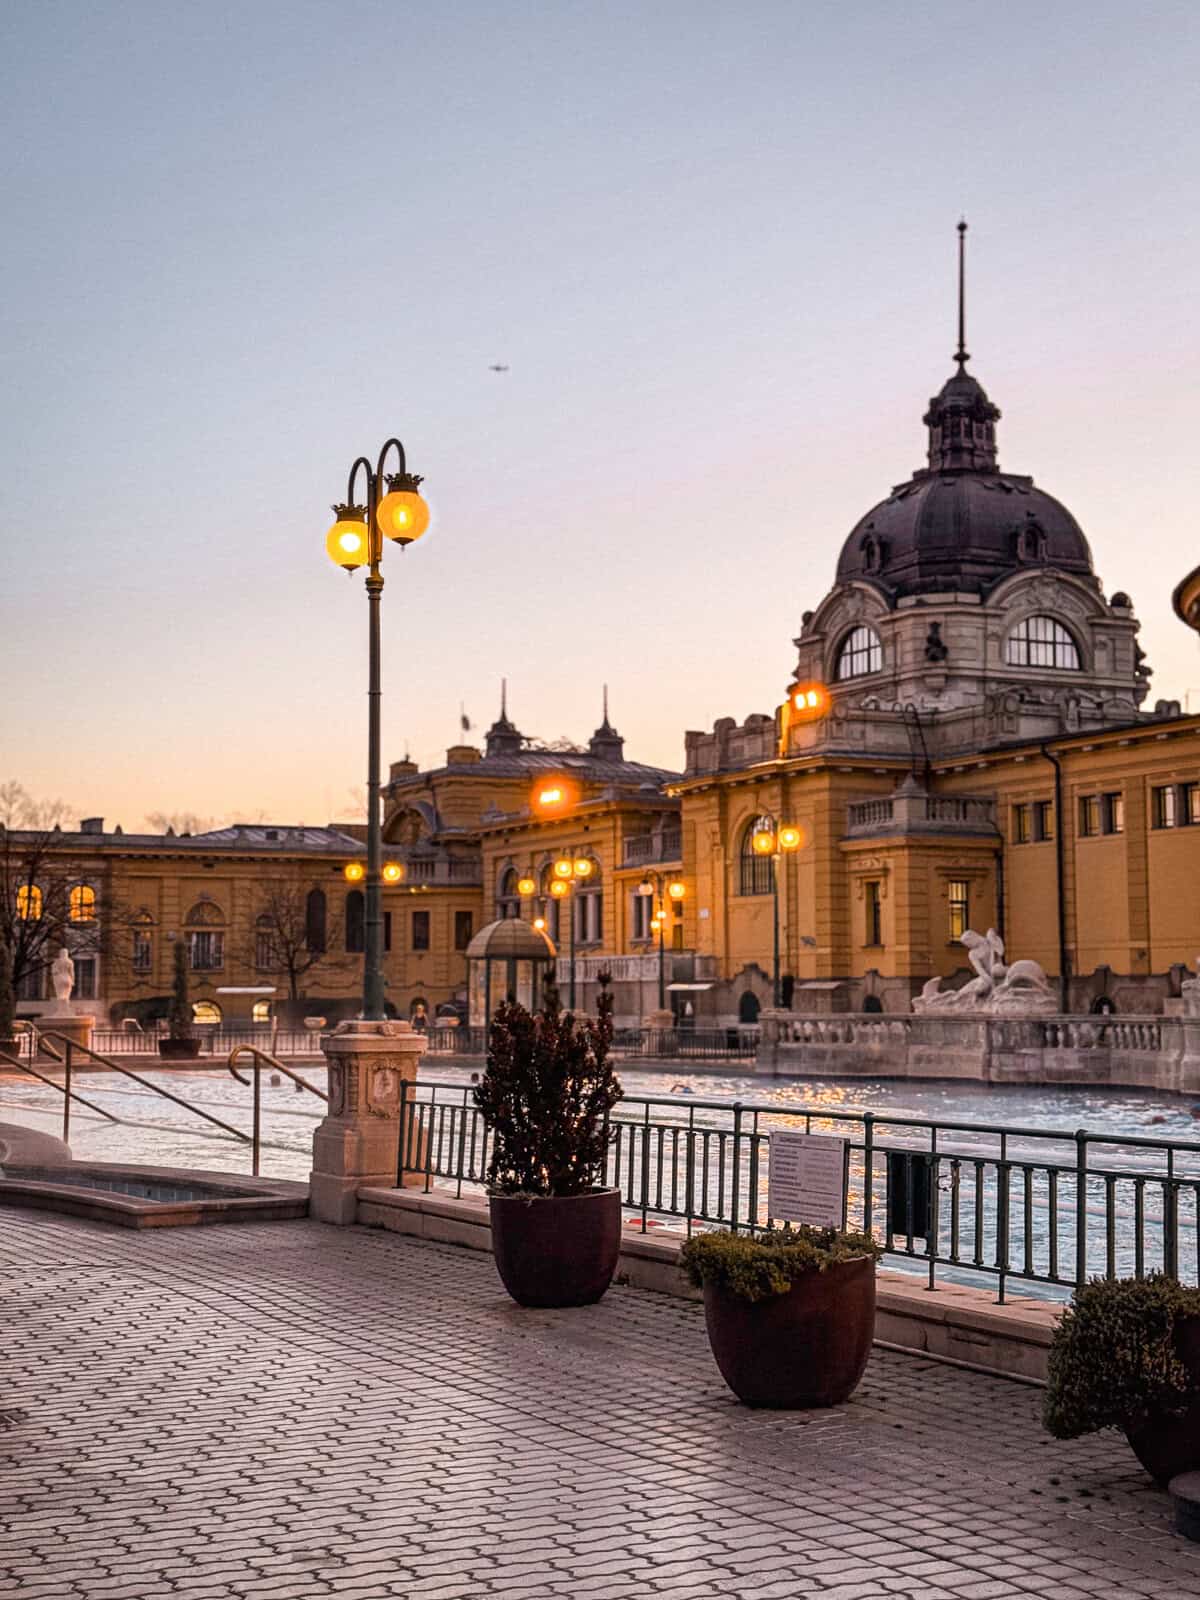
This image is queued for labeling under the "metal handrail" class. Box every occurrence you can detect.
[227,1045,327,1178]
[0,1044,121,1145]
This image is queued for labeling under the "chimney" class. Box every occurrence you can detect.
[445,746,482,766]
[80,817,105,835]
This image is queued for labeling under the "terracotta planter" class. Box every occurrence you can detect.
[702,1254,876,1408]
[489,1188,622,1308]
[158,1039,202,1060]
[1124,1317,1200,1487]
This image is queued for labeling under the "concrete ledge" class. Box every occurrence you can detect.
[355,1184,1060,1382]
[0,1162,308,1230]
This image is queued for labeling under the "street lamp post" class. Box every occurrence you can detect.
[751,822,804,1008]
[638,874,686,1012]
[550,856,594,1010]
[325,438,430,1020]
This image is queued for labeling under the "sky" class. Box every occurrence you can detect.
[3,1,1199,829]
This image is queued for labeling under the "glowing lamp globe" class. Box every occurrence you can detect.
[533,916,547,931]
[752,828,776,856]
[517,877,536,896]
[667,880,686,900]
[778,825,804,852]
[326,506,368,571]
[553,859,573,879]
[550,879,569,899]
[382,862,404,884]
[791,682,828,716]
[344,861,365,883]
[377,487,430,547]
[573,858,593,879]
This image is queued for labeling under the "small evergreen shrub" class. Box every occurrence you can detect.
[167,941,192,1041]
[681,1225,882,1302]
[473,977,622,1196]
[1043,1274,1200,1439]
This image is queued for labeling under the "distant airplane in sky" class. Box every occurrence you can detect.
[488,363,509,372]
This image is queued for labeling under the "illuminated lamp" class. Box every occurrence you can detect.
[549,880,569,899]
[752,828,776,856]
[778,825,805,852]
[343,861,365,883]
[382,862,404,883]
[376,472,430,546]
[517,876,536,896]
[667,880,686,900]
[326,504,369,571]
[533,916,547,931]
[790,682,828,716]
[553,859,573,879]
[573,858,593,879]
[535,782,570,811]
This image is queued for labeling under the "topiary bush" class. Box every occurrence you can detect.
[681,1224,882,1302]
[167,941,192,1041]
[1043,1274,1200,1439]
[473,976,622,1197]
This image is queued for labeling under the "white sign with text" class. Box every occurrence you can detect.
[767,1131,847,1228]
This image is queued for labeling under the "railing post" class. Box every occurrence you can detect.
[251,1060,261,1177]
[862,1112,875,1239]
[1074,1128,1089,1287]
[1165,1147,1179,1280]
[730,1102,743,1233]
[63,1040,72,1146]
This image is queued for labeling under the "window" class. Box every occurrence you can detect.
[575,889,602,945]
[738,816,775,896]
[69,885,96,923]
[132,918,153,972]
[1187,784,1200,826]
[305,888,327,953]
[255,914,275,969]
[865,881,883,947]
[412,910,430,951]
[835,625,883,680]
[455,911,473,951]
[631,891,654,941]
[948,880,969,941]
[1153,785,1177,829]
[345,889,365,952]
[188,930,224,970]
[1005,615,1080,670]
[1034,800,1054,842]
[1013,804,1031,844]
[252,1000,271,1024]
[497,867,520,920]
[1079,795,1101,837]
[192,1000,222,1025]
[73,957,97,1000]
[1103,792,1124,835]
[15,884,42,920]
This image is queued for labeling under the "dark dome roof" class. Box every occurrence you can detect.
[834,363,1096,600]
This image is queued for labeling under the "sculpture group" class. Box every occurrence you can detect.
[912,929,1057,1015]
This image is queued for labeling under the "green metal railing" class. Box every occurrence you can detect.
[397,1080,1200,1300]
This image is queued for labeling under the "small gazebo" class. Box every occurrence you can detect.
[466,918,557,1027]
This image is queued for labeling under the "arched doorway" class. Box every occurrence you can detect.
[738,991,761,1025]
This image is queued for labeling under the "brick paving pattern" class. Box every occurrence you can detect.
[2,1213,1198,1599]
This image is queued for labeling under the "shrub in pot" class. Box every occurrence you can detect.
[159,942,202,1060]
[681,1224,881,1408]
[1044,1274,1200,1485]
[473,976,622,1308]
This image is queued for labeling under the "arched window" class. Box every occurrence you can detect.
[185,901,224,971]
[345,889,365,953]
[738,816,774,897]
[252,999,271,1024]
[835,626,883,680]
[1005,615,1080,670]
[69,884,96,923]
[192,1000,222,1025]
[305,887,327,953]
[574,862,602,946]
[131,911,153,973]
[15,884,42,920]
[497,867,521,921]
[738,991,761,1024]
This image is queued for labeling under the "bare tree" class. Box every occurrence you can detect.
[240,872,350,1007]
[143,810,218,836]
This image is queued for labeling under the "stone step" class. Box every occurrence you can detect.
[1170,1472,1200,1542]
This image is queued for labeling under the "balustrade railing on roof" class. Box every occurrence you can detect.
[621,829,682,868]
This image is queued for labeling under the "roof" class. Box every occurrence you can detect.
[409,749,678,787]
[465,917,557,961]
[5,823,366,856]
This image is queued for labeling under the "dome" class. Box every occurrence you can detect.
[465,917,557,961]
[835,362,1096,600]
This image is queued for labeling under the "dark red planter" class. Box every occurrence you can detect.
[158,1039,202,1060]
[489,1188,622,1308]
[1124,1317,1200,1487]
[703,1254,876,1408]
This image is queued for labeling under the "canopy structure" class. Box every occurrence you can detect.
[465,918,558,1027]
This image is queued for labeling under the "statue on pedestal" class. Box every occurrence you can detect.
[42,946,77,1016]
[913,929,1056,1015]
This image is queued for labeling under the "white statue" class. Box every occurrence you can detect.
[51,946,75,1003]
[913,928,1056,1015]
[1182,955,1200,1019]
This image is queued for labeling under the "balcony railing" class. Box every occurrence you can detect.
[397,857,482,887]
[846,794,997,836]
[621,830,683,868]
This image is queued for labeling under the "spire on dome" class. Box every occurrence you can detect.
[484,678,523,757]
[588,684,624,761]
[921,219,1000,473]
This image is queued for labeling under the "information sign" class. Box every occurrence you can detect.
[767,1131,847,1228]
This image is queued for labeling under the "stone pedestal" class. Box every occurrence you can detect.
[36,1010,94,1061]
[309,1019,427,1226]
[642,1009,675,1031]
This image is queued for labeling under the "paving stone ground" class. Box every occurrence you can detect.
[2,1213,1198,1600]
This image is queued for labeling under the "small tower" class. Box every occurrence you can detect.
[484,679,523,758]
[588,686,625,762]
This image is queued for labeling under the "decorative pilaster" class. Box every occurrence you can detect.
[310,1019,427,1225]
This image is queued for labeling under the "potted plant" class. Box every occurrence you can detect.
[0,937,20,1056]
[1043,1274,1200,1485]
[680,1224,881,1408]
[472,976,623,1308]
[159,941,202,1059]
